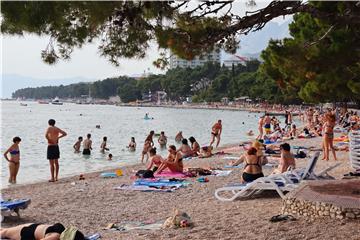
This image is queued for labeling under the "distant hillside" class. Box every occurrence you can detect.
[222,19,291,60]
[1,74,94,98]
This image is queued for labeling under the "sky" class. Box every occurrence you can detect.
[1,1,291,95]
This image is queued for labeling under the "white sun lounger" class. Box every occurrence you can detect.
[214,151,341,201]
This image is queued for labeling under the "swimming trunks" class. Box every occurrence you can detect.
[264,124,271,130]
[242,172,264,182]
[45,223,65,235]
[211,132,218,136]
[20,223,40,240]
[82,148,91,155]
[47,145,60,160]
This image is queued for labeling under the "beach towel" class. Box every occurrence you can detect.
[211,170,233,177]
[224,165,243,169]
[106,221,163,231]
[134,180,184,188]
[154,172,188,178]
[222,156,239,160]
[114,184,177,192]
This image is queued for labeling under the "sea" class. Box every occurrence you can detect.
[1,101,263,187]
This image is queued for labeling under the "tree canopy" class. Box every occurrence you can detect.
[2,1,360,67]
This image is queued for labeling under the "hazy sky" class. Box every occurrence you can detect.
[1,1,288,81]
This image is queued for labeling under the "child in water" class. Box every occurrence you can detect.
[73,136,83,153]
[128,137,136,151]
[108,154,113,160]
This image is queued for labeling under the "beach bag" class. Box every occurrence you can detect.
[294,150,306,158]
[135,170,154,178]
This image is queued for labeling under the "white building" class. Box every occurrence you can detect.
[222,55,248,69]
[169,50,221,69]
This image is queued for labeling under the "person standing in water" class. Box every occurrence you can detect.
[158,131,167,148]
[256,116,264,140]
[210,119,222,148]
[73,136,83,153]
[264,113,272,135]
[175,131,184,143]
[3,136,22,184]
[128,137,136,151]
[45,119,67,182]
[100,136,109,153]
[82,134,92,155]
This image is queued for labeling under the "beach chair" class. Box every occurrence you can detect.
[349,131,360,170]
[214,174,297,201]
[1,198,31,222]
[214,152,340,201]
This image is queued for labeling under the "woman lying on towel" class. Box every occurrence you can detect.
[155,145,183,174]
[0,223,85,240]
[231,147,264,183]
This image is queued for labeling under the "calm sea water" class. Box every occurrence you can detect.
[1,101,261,187]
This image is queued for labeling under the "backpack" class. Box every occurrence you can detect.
[135,170,154,178]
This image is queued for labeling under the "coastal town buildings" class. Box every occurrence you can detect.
[169,49,221,69]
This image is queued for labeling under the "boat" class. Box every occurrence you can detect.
[20,103,27,106]
[51,97,63,105]
[38,100,49,104]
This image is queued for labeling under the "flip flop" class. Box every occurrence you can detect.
[48,179,55,182]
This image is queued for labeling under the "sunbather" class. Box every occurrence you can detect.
[231,147,264,182]
[178,139,193,157]
[198,146,213,158]
[189,136,200,156]
[156,145,183,173]
[0,223,85,240]
[147,148,164,172]
[272,143,295,174]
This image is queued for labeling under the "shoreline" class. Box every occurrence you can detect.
[2,135,358,240]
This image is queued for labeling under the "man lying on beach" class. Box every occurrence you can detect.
[45,119,67,182]
[155,145,183,173]
[0,222,85,240]
[210,119,222,148]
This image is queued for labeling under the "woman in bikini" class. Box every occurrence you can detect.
[322,113,337,161]
[231,147,264,183]
[4,136,21,184]
[0,222,84,240]
[155,145,183,173]
[189,137,200,156]
[147,148,164,172]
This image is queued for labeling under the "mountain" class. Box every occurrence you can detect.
[1,74,94,98]
[222,19,291,60]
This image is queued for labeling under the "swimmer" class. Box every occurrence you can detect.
[100,136,109,153]
[128,137,136,151]
[82,134,92,155]
[247,130,254,136]
[96,125,101,129]
[108,153,113,160]
[73,136,83,153]
[175,131,184,143]
[158,131,167,148]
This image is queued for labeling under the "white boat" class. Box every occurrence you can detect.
[51,97,63,105]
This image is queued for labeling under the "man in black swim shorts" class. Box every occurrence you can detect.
[45,119,67,182]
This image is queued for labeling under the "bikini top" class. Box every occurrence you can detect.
[9,149,20,155]
[244,156,261,169]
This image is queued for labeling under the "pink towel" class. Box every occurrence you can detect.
[154,171,187,178]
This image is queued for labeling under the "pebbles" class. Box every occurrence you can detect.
[282,197,360,220]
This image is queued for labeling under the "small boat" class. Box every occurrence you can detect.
[20,103,27,106]
[51,97,63,105]
[38,100,49,104]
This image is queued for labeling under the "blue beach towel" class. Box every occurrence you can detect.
[86,233,101,240]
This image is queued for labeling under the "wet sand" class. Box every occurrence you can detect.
[2,136,360,239]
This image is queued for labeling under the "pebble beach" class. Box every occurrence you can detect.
[2,135,360,239]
